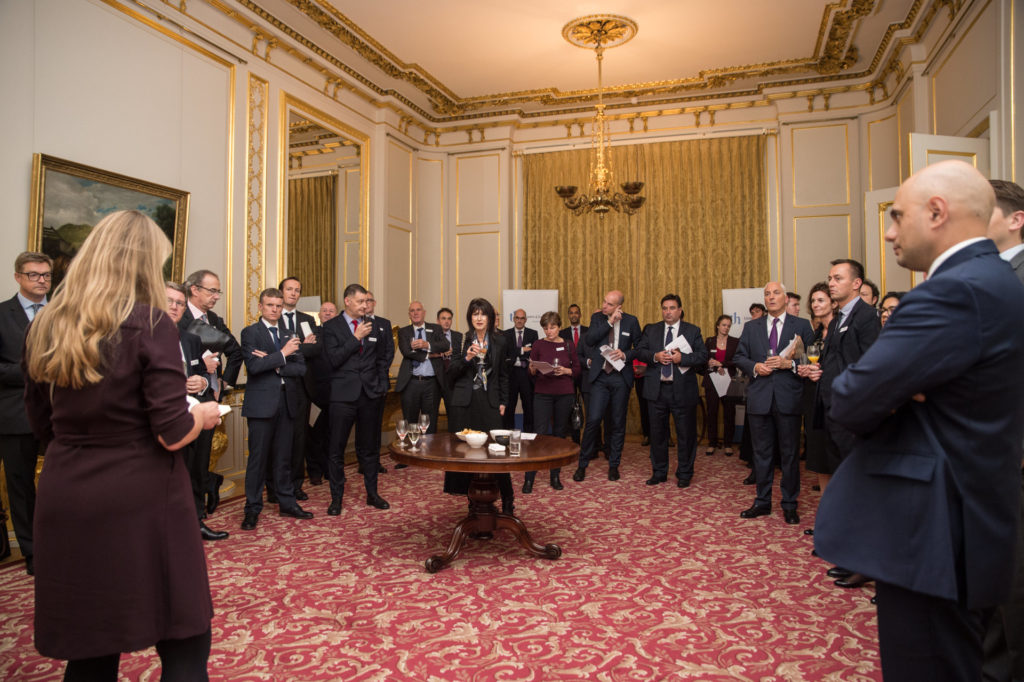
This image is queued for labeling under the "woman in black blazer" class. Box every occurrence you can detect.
[442,297,514,513]
[702,315,740,455]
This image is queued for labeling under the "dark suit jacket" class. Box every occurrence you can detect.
[559,325,588,348]
[395,322,447,392]
[447,332,509,410]
[240,321,305,419]
[284,309,319,399]
[582,312,642,386]
[0,295,33,434]
[1011,249,1024,283]
[322,314,390,402]
[178,306,243,389]
[437,329,462,391]
[817,297,880,407]
[504,326,539,370]
[635,321,708,405]
[733,314,815,415]
[180,330,212,401]
[699,334,739,391]
[816,240,1024,608]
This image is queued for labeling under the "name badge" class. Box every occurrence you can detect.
[839,326,849,333]
[190,359,199,365]
[556,346,565,351]
[622,332,631,337]
[368,336,377,342]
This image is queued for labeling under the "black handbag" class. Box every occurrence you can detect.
[186,319,231,353]
[569,394,584,430]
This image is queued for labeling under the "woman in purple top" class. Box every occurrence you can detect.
[524,311,580,492]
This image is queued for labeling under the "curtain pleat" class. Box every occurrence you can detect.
[287,174,337,304]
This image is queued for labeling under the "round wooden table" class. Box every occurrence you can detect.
[389,433,579,572]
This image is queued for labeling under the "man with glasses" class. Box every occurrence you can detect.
[165,281,228,541]
[0,252,52,574]
[180,269,243,519]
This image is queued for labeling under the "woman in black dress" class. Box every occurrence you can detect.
[23,210,222,681]
[443,297,514,513]
[802,281,835,492]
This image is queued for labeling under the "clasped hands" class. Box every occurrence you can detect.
[654,349,682,365]
[755,354,792,376]
[251,336,301,359]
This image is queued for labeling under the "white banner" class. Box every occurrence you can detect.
[721,288,765,338]
[501,289,559,334]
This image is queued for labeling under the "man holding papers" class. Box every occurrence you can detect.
[636,295,708,488]
[734,281,814,524]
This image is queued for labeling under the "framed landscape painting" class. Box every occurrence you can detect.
[28,154,189,289]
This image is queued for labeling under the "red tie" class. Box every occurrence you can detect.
[573,327,579,346]
[352,319,362,353]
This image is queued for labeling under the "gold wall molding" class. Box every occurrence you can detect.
[246,74,268,325]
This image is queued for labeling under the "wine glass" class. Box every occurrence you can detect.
[408,428,421,449]
[395,419,408,448]
[418,412,429,437]
[806,341,822,365]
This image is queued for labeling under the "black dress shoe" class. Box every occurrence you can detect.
[811,484,821,492]
[826,566,854,579]
[366,494,390,510]
[241,513,259,530]
[640,437,650,446]
[200,522,229,541]
[206,473,223,515]
[646,476,667,486]
[742,473,756,485]
[25,556,34,576]
[811,549,819,557]
[739,505,771,519]
[608,466,620,481]
[783,509,800,525]
[677,478,691,489]
[870,595,878,605]
[394,463,408,469]
[294,489,309,501]
[280,505,314,519]
[835,573,873,588]
[522,479,534,493]
[327,498,343,516]
[550,473,563,490]
[572,467,586,482]
[803,528,815,536]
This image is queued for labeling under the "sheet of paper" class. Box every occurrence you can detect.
[201,350,215,358]
[599,344,626,371]
[520,433,538,440]
[529,360,555,375]
[709,371,731,398]
[779,336,798,359]
[664,335,693,354]
[300,321,313,338]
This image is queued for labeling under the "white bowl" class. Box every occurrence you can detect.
[454,432,467,442]
[464,432,488,448]
[489,429,512,439]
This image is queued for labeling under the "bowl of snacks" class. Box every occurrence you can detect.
[489,429,512,446]
[463,430,488,448]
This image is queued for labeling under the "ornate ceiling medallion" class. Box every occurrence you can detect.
[561,14,638,51]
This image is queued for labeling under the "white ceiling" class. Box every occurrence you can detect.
[257,0,920,120]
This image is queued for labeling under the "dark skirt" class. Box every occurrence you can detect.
[443,387,505,495]
[802,383,831,474]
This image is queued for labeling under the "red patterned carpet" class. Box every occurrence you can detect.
[0,442,881,681]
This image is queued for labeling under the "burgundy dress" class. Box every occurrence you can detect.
[25,305,212,660]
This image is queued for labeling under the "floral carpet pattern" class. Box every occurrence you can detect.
[0,443,880,681]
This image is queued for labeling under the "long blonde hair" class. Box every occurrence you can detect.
[26,210,171,388]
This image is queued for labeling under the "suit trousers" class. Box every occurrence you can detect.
[982,470,1024,680]
[580,372,628,469]
[328,392,380,500]
[401,376,440,434]
[267,389,310,496]
[244,394,297,515]
[877,580,993,682]
[634,376,651,439]
[185,428,214,519]
[504,366,535,431]
[305,407,329,481]
[648,381,697,481]
[747,399,801,510]
[0,434,39,560]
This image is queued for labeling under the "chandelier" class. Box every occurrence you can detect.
[555,15,645,217]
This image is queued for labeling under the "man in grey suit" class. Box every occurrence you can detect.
[734,281,815,524]
[982,178,1024,681]
[0,252,51,574]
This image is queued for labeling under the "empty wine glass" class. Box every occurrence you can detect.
[418,412,429,436]
[396,418,408,448]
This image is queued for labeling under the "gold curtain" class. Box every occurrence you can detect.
[287,174,337,304]
[524,134,769,339]
[524,135,769,433]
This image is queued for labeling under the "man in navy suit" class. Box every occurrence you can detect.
[636,294,708,488]
[0,252,51,574]
[816,160,1024,679]
[503,309,538,431]
[239,288,313,530]
[435,307,462,423]
[322,283,392,514]
[573,290,642,482]
[734,281,814,524]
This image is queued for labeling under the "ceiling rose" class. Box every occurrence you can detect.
[561,14,638,51]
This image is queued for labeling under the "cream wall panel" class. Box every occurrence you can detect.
[793,215,850,298]
[345,169,362,235]
[792,125,850,207]
[0,0,36,256]
[866,114,899,191]
[416,157,445,315]
[897,85,916,182]
[343,240,360,294]
[456,154,501,226]
[387,141,413,224]
[455,232,502,324]
[932,1,999,136]
[384,226,412,321]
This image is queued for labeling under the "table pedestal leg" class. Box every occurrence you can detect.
[425,473,562,573]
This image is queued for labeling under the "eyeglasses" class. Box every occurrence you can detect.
[18,271,52,281]
[166,298,186,308]
[195,285,222,295]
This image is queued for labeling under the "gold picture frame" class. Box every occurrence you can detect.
[28,153,189,288]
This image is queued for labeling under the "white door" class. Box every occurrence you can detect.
[863,187,918,294]
[909,132,990,176]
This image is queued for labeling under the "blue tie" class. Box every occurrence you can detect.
[270,326,281,350]
[413,328,424,369]
[662,326,673,379]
